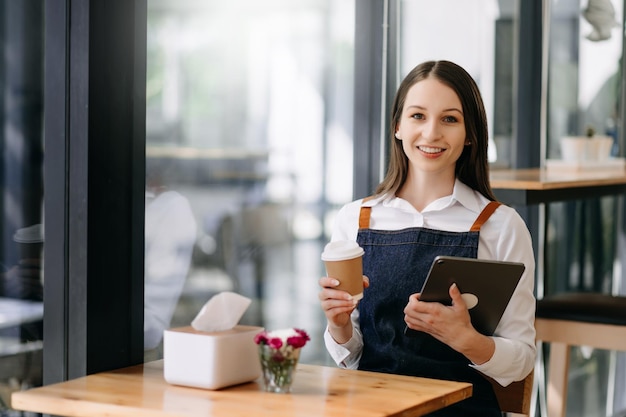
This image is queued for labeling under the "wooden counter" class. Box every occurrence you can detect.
[11,360,472,417]
[490,167,626,205]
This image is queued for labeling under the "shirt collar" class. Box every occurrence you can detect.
[452,179,483,214]
[365,179,483,213]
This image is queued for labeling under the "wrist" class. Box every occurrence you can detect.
[461,332,495,365]
[328,322,353,344]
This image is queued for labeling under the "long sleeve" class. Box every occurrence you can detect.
[470,209,536,386]
[323,309,363,368]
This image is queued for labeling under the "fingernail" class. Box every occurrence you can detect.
[332,279,340,286]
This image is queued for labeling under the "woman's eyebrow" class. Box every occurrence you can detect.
[406,105,463,114]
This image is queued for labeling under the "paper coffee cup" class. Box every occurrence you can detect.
[321,240,365,300]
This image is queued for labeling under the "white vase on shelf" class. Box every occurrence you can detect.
[559,136,590,162]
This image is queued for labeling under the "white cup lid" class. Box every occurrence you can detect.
[321,240,364,261]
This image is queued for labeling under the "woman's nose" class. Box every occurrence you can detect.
[422,119,441,140]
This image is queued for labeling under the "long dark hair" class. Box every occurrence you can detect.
[375,60,496,201]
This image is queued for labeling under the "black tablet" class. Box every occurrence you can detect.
[405,255,525,336]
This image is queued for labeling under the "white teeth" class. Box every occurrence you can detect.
[418,146,443,154]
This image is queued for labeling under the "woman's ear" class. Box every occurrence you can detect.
[395,132,401,140]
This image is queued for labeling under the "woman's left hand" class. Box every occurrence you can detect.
[404,283,494,364]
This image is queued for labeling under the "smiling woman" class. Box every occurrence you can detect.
[318,60,536,417]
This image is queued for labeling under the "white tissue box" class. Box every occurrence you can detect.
[163,325,264,390]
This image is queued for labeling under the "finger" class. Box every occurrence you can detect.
[319,276,340,288]
[449,283,466,308]
[404,300,431,322]
[362,275,370,288]
[404,293,422,313]
[321,298,357,312]
[318,287,357,303]
[404,314,431,334]
[321,300,358,324]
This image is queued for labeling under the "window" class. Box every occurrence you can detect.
[144,0,355,365]
[544,0,624,414]
[0,1,44,412]
[398,0,518,167]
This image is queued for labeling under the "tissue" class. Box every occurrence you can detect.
[191,291,251,332]
[163,292,263,390]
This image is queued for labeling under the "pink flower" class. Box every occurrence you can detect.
[287,328,310,348]
[254,328,310,350]
[268,337,283,349]
[253,333,267,345]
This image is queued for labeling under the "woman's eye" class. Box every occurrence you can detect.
[443,115,458,123]
[411,113,424,120]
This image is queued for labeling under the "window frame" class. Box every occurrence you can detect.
[43,0,147,383]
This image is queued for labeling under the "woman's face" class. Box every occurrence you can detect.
[395,78,467,179]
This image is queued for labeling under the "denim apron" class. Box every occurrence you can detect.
[356,199,502,416]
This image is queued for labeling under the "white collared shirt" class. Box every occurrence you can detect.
[324,179,536,386]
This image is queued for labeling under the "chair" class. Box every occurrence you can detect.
[534,293,626,417]
[486,371,534,415]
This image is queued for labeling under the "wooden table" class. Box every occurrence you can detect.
[11,360,472,417]
[490,167,626,205]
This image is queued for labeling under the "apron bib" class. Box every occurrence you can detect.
[356,200,502,416]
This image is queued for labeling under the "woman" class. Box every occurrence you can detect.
[318,60,536,416]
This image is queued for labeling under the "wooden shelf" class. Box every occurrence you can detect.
[490,168,626,205]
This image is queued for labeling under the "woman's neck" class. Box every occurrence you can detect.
[397,171,455,212]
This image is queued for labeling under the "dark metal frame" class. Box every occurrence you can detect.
[509,1,544,273]
[353,0,400,198]
[43,0,147,383]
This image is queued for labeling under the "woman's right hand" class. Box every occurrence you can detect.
[318,276,369,343]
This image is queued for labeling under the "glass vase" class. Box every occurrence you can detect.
[258,344,301,393]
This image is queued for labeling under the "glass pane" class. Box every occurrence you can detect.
[546,0,622,159]
[399,0,518,168]
[0,1,45,413]
[144,0,355,367]
[545,0,624,415]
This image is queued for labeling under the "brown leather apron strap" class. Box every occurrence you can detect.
[358,196,375,229]
[359,197,500,231]
[470,201,501,232]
